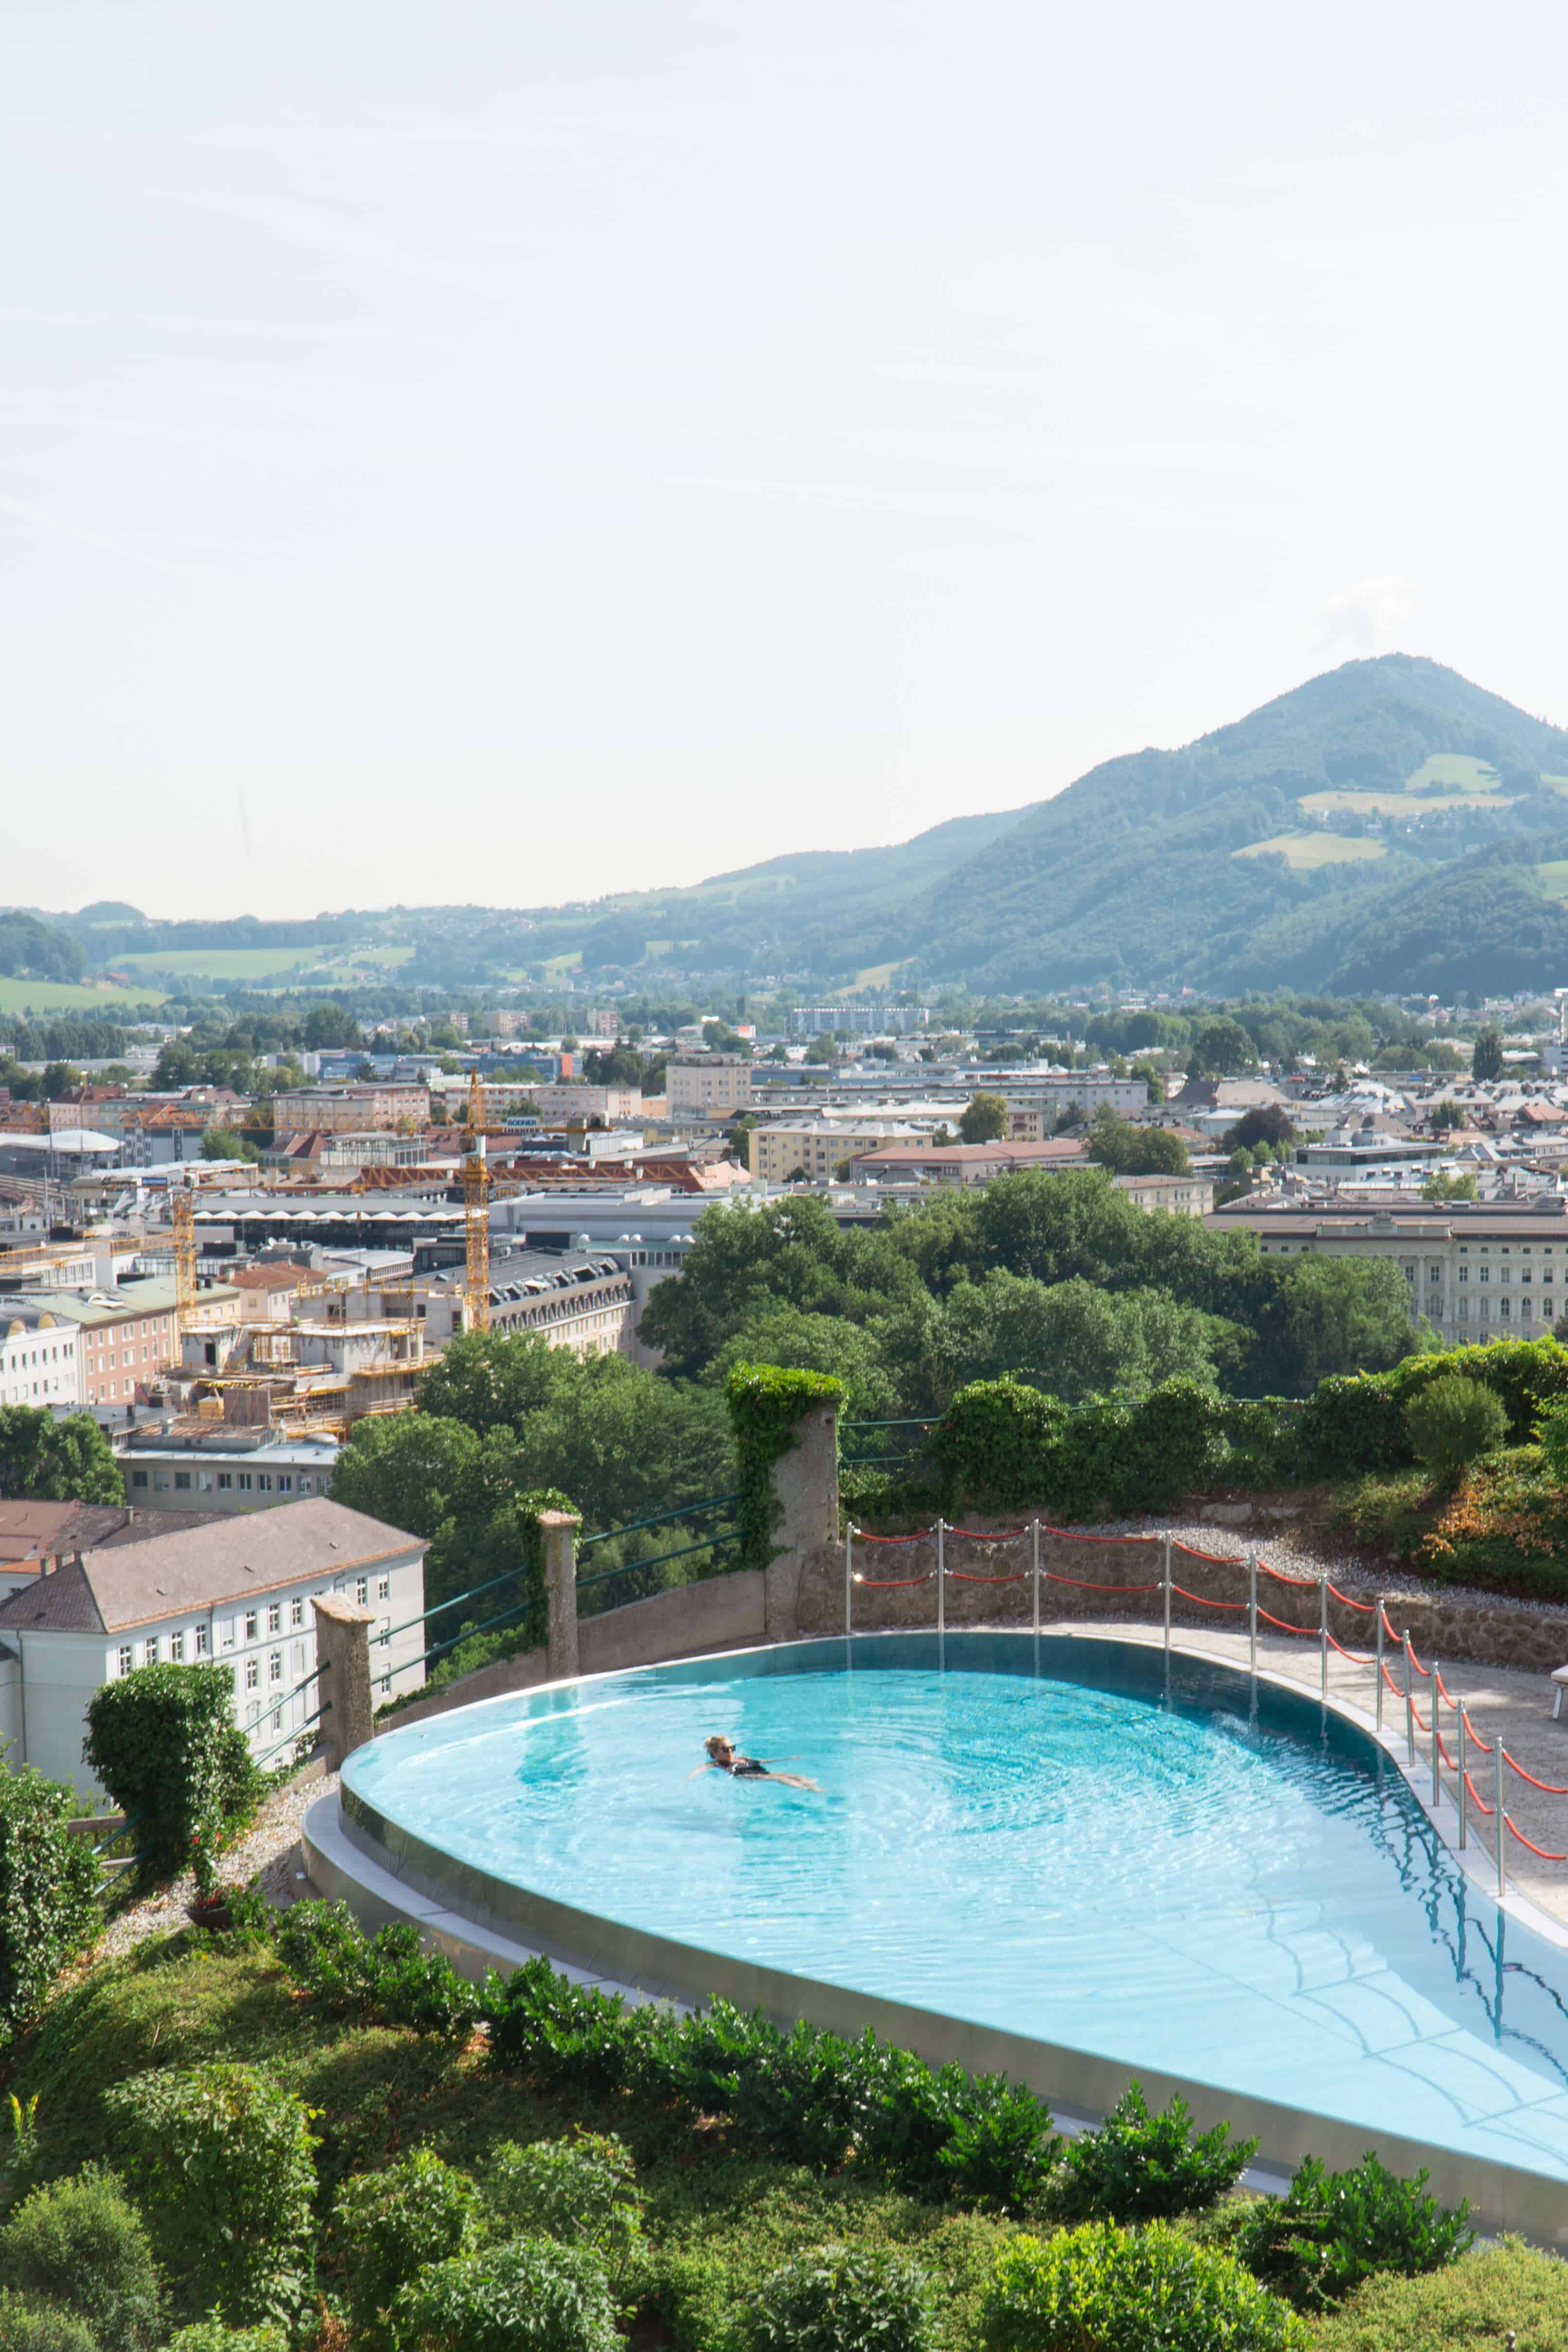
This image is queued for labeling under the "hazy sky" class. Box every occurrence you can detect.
[3,1,1567,921]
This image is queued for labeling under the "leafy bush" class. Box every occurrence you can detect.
[981,2222,1308,2352]
[738,2243,936,2352]
[83,1663,258,1880]
[394,2236,619,2352]
[0,2292,99,2352]
[1295,1375,1409,1480]
[166,2326,286,2352]
[273,1900,477,2040]
[480,1963,1055,2213]
[1051,2081,1256,2223]
[0,1770,98,2047]
[1234,2152,1472,2312]
[1403,1376,1507,1487]
[1387,1335,1568,1444]
[104,2061,318,2326]
[486,2135,646,2299]
[727,1363,844,1572]
[1537,1397,1568,1489]
[334,2150,479,2349]
[0,2164,159,2352]
[928,1381,1070,1513]
[1308,2234,1568,2349]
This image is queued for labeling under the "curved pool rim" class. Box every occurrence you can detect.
[313,1628,1568,2246]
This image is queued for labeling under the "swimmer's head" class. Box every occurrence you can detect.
[705,1735,733,1760]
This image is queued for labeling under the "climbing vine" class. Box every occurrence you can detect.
[725,1363,844,1571]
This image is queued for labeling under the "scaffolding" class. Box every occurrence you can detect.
[172,1182,197,1335]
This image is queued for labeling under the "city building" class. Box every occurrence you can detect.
[0,1304,83,1409]
[0,1497,428,1795]
[789,1004,929,1036]
[846,1139,1089,1186]
[0,1500,216,1600]
[667,1054,753,1120]
[271,1084,432,1138]
[529,1083,647,1123]
[406,1247,637,1359]
[1208,1198,1568,1342]
[25,1278,193,1410]
[747,1120,921,1184]
[121,1426,341,1513]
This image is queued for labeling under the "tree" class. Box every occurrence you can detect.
[958,1091,1007,1144]
[1429,1099,1465,1130]
[302,1003,363,1051]
[1130,1059,1164,1105]
[803,1038,837,1065]
[704,1305,898,1420]
[1406,1375,1507,1488]
[1471,1024,1504,1083]
[201,1127,258,1163]
[1263,1254,1422,1391]
[0,1409,123,1503]
[1220,1105,1297,1155]
[883,1271,1235,1409]
[1420,1170,1478,1203]
[1188,1018,1258,1077]
[1085,1108,1191,1176]
[414,1331,574,1437]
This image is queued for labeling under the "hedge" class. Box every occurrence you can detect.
[0,1770,98,2046]
[83,1662,259,1882]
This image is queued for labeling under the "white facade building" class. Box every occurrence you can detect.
[0,1305,82,1409]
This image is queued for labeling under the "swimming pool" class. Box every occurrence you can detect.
[338,1632,1568,2214]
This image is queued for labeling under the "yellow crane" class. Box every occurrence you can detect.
[463,1072,490,1334]
[172,1179,197,1335]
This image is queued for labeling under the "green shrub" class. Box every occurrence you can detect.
[1403,1376,1507,1487]
[981,2222,1308,2352]
[1308,2235,1568,2348]
[104,2061,318,2327]
[727,1364,845,1573]
[738,2243,936,2352]
[1538,1397,1568,1489]
[1295,1375,1409,1479]
[929,1381,1070,1513]
[166,2326,286,2352]
[394,2237,619,2352]
[1051,2081,1256,2223]
[486,2135,646,2299]
[1387,1336,1568,1444]
[334,2150,479,2349]
[1234,2152,1472,2312]
[0,2164,159,2352]
[273,1900,477,2040]
[83,1663,258,1881]
[0,2292,99,2352]
[0,1771,98,2047]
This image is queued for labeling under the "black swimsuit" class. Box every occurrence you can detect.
[722,1753,768,1778]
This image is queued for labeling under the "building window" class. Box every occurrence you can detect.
[144,1637,158,1665]
[290,1597,304,1629]
[1459,1266,1468,1282]
[238,1473,252,1491]
[356,1578,369,1606]
[267,1604,281,1635]
[257,1474,271,1492]
[244,1610,257,1641]
[299,1476,313,1494]
[377,1577,390,1601]
[118,1645,133,1675]
[171,1632,185,1661]
[217,1472,232,1490]
[269,1651,282,1683]
[174,1471,190,1491]
[246,1658,259,1690]
[195,1623,208,1656]
[1480,1267,1489,1282]
[131,1469,148,1489]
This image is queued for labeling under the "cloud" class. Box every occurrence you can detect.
[1312,574,1418,657]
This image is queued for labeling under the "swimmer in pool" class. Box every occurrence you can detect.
[690,1734,819,1790]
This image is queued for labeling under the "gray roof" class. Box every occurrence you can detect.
[0,1497,426,1636]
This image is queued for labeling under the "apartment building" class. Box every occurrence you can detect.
[271,1084,432,1138]
[27,1279,189,1409]
[789,1004,929,1036]
[667,1055,753,1120]
[748,1120,920,1184]
[530,1084,645,1123]
[420,1248,635,1358]
[0,1305,82,1409]
[1209,1200,1568,1343]
[847,1139,1088,1187]
[0,1498,427,1795]
[123,1427,340,1514]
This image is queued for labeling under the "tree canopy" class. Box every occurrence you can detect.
[0,1409,124,1505]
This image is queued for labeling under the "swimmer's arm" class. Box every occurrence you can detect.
[685,1761,722,1779]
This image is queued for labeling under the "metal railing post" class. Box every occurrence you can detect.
[1162,1531,1172,1653]
[936,1518,945,1639]
[1248,1550,1257,1678]
[1404,1631,1415,1766]
[1496,1740,1507,1900]
[845,1523,854,1638]
[1374,1604,1384,1731]
[1458,1705,1467,1849]
[1319,1575,1328,1699]
[1431,1660,1441,1809]
[1031,1518,1041,1637]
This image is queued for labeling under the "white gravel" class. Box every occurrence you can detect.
[93,1765,335,1963]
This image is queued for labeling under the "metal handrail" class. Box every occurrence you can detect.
[253,1696,332,1771]
[579,1493,740,1549]
[577,1528,741,1590]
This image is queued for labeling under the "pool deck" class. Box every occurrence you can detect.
[1082,1616,1568,1929]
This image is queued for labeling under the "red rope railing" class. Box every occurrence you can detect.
[1257,1607,1319,1638]
[1502,1750,1568,1797]
[1036,1523,1160,1545]
[1261,1561,1319,1589]
[854,1529,928,1545]
[1327,1582,1374,1613]
[1045,1570,1163,1594]
[1461,1711,1493,1754]
[1464,1770,1494,1817]
[1503,1814,1568,1863]
[947,1525,1029,1542]
[1406,1639,1432,1679]
[852,1571,935,1589]
[948,1569,1027,1585]
[1327,1631,1375,1665]
[1171,1583,1247,1613]
[1173,1540,1244,1566]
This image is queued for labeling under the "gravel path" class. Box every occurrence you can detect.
[93,1766,335,1962]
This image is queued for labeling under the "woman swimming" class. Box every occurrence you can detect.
[691,1734,819,1790]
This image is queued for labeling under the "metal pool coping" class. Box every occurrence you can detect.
[304,1626,1568,2246]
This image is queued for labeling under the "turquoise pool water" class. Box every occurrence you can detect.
[343,1634,1568,2182]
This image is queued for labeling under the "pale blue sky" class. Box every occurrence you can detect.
[2,1,1566,919]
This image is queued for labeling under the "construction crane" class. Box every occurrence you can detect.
[172,1178,197,1335]
[463,1072,491,1334]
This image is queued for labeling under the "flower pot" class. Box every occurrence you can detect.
[186,1898,232,1932]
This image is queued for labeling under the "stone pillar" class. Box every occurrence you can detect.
[538,1508,582,1681]
[764,1397,840,1639]
[313,1593,375,1767]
